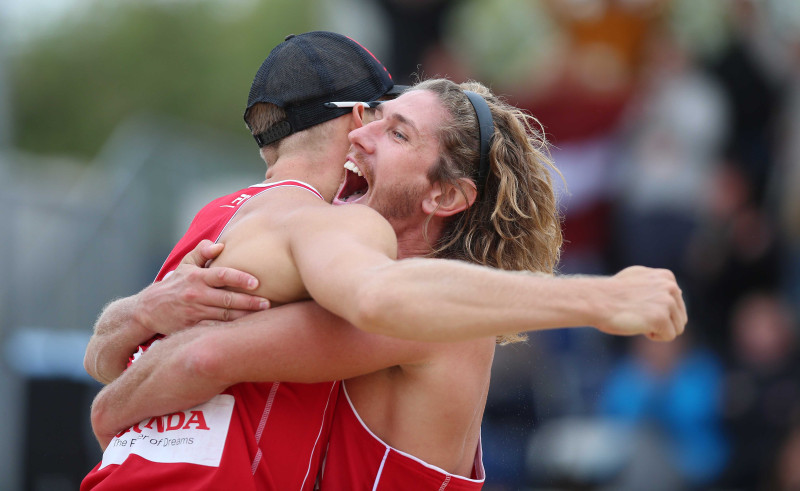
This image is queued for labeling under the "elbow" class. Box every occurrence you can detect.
[84,341,111,385]
[90,389,116,446]
[90,391,107,430]
[83,348,98,382]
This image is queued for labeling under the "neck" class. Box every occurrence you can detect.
[264,152,344,203]
[393,216,447,259]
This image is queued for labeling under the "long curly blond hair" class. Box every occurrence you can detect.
[413,79,563,344]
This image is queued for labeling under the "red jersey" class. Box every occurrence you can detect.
[82,180,339,490]
[318,383,485,490]
[155,179,324,282]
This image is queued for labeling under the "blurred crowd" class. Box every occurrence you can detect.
[4,0,800,488]
[360,0,800,489]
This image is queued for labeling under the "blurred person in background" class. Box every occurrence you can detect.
[520,331,726,490]
[611,26,728,282]
[707,0,783,207]
[685,163,783,351]
[683,0,788,351]
[771,2,800,322]
[518,0,671,276]
[596,333,728,489]
[768,422,800,490]
[528,0,669,141]
[373,0,457,85]
[720,291,800,489]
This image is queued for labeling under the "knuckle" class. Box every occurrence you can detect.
[223,292,234,308]
[238,273,253,288]
[182,289,199,302]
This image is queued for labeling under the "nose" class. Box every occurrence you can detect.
[348,120,376,154]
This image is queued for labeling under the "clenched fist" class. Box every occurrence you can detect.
[595,266,687,342]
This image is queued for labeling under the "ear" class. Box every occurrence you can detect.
[350,104,366,130]
[421,178,478,217]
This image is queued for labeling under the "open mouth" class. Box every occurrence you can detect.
[333,160,369,205]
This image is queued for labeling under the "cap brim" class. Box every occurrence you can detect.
[385,84,409,96]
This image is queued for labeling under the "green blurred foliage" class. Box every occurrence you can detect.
[9,0,317,160]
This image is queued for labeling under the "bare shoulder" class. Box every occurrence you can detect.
[212,192,303,255]
[211,191,325,302]
[219,187,311,230]
[298,203,392,231]
[290,203,397,251]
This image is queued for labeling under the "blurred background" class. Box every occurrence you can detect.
[1,0,799,489]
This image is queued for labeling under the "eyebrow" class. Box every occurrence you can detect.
[376,105,420,138]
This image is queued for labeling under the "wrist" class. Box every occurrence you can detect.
[582,275,618,330]
[130,288,157,335]
[557,275,606,328]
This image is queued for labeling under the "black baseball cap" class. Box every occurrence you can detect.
[244,31,406,147]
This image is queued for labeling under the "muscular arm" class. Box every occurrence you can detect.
[90,300,438,448]
[348,260,687,342]
[84,241,268,384]
[286,206,687,344]
[90,257,684,447]
[91,205,687,446]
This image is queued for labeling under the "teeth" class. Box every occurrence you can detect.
[343,161,363,177]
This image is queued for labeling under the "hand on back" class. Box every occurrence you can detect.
[135,240,270,335]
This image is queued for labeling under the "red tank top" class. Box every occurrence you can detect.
[82,180,338,490]
[318,383,485,490]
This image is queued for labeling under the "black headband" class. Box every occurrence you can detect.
[463,90,494,198]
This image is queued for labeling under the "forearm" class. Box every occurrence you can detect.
[90,327,227,448]
[85,295,154,384]
[291,207,682,345]
[292,222,607,343]
[85,259,267,385]
[91,302,435,447]
[353,259,599,342]
[96,301,438,442]
[91,308,343,448]
[350,260,684,342]
[192,303,434,384]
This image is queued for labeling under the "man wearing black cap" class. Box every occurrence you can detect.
[83,34,686,489]
[81,31,410,490]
